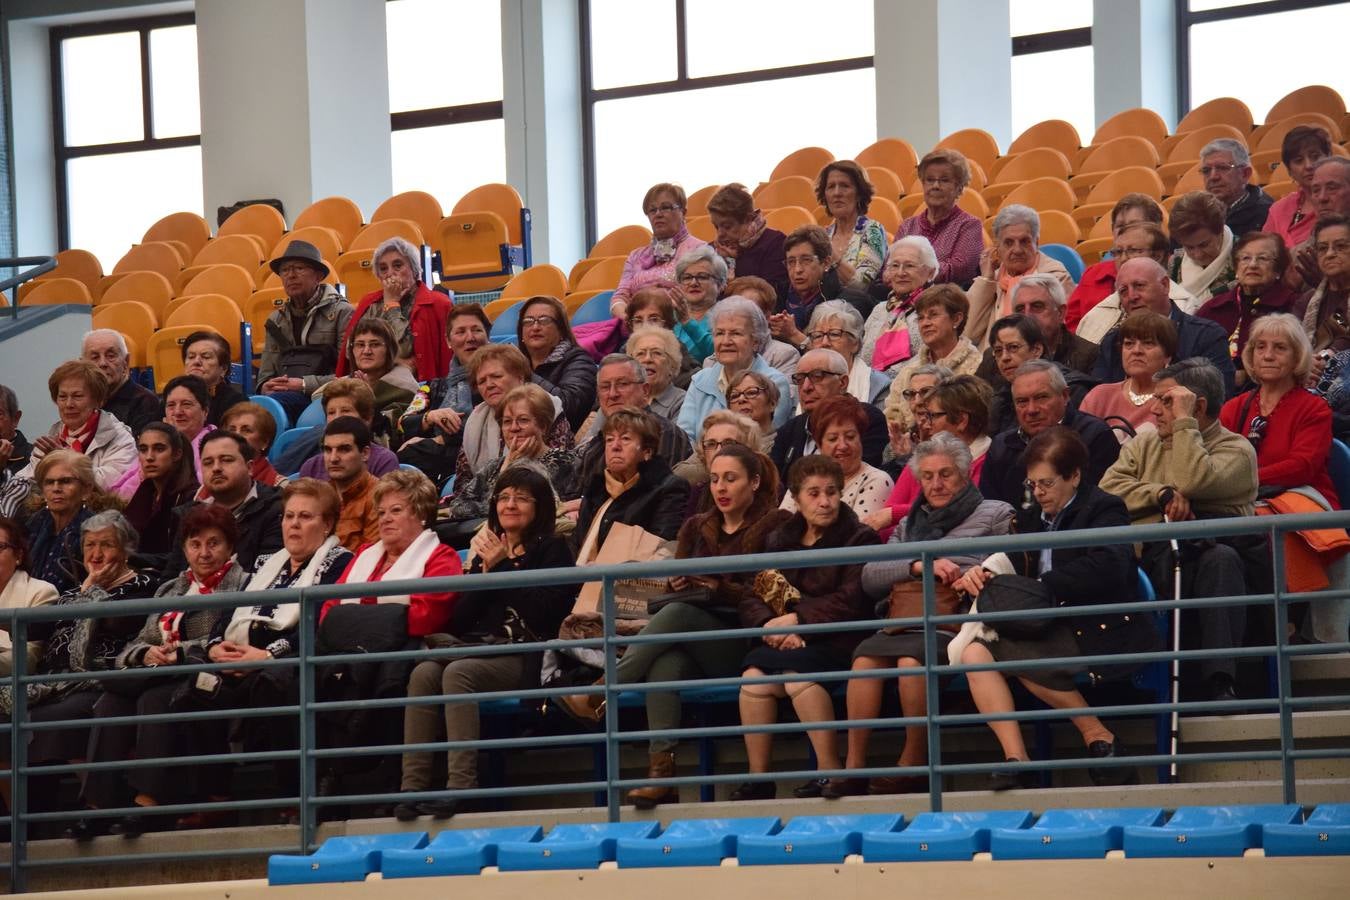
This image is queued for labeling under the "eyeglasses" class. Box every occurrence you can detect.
[43,476,79,488]
[785,255,820,270]
[991,341,1028,357]
[807,329,850,343]
[1314,240,1350,257]
[520,315,557,328]
[791,369,844,386]
[278,263,314,277]
[884,261,926,273]
[923,177,956,187]
[1247,414,1269,450]
[727,387,765,403]
[351,340,385,351]
[1111,245,1153,259]
[679,273,716,285]
[598,378,641,393]
[901,386,936,402]
[1236,253,1277,266]
[500,416,537,429]
[629,314,668,329]
[916,410,949,424]
[701,438,741,452]
[1199,163,1242,176]
[496,492,536,505]
[1022,475,1062,493]
[645,203,680,216]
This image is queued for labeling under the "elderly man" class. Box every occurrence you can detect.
[1066,194,1166,330]
[1092,257,1236,396]
[0,385,28,478]
[1076,223,1200,342]
[979,359,1119,508]
[81,329,160,433]
[967,204,1076,348]
[977,275,1098,383]
[1201,138,1273,238]
[1294,158,1350,288]
[257,239,353,422]
[769,348,887,481]
[1100,358,1260,703]
[576,353,691,487]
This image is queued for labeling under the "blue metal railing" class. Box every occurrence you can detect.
[0,257,57,317]
[1,509,1348,891]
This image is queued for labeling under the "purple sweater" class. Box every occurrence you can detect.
[299,444,399,481]
[730,228,789,303]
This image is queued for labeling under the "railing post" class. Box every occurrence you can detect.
[9,617,27,895]
[920,552,943,813]
[1271,524,1296,804]
[297,588,317,853]
[601,574,620,821]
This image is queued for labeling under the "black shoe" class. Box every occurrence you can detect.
[988,760,1038,792]
[792,778,829,799]
[728,781,775,802]
[393,796,421,822]
[416,798,460,820]
[821,777,868,799]
[108,811,169,838]
[1209,675,1240,705]
[64,817,110,841]
[1087,740,1138,786]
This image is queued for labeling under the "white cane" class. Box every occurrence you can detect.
[1159,488,1183,782]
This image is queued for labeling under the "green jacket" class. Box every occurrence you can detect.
[256,284,353,392]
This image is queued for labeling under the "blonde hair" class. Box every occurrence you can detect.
[1241,313,1313,382]
[373,468,439,527]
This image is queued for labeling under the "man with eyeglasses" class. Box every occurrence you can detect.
[979,359,1119,508]
[977,276,1099,385]
[574,354,691,489]
[1100,358,1261,703]
[256,240,354,422]
[1293,159,1350,289]
[1200,139,1273,239]
[769,349,886,483]
[1076,223,1200,344]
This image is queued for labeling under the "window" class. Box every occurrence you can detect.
[386,0,506,213]
[51,14,202,271]
[581,0,874,245]
[1009,0,1094,143]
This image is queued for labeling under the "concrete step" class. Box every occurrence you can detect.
[1291,652,1350,695]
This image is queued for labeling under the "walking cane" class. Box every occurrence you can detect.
[1159,488,1183,782]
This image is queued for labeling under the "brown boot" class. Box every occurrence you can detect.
[626,751,679,810]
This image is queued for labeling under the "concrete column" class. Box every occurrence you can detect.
[1093,0,1178,130]
[196,0,392,228]
[874,0,1013,153]
[502,0,585,268]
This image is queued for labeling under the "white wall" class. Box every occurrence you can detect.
[9,19,57,257]
[0,307,93,418]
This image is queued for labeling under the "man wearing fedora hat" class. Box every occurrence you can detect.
[257,239,353,421]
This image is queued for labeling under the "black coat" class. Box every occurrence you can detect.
[206,383,247,427]
[1226,184,1274,238]
[573,456,688,555]
[104,379,162,435]
[532,343,598,432]
[980,408,1121,510]
[1093,304,1236,398]
[159,483,284,581]
[770,401,888,487]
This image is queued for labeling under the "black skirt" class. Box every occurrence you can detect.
[973,623,1082,692]
[742,643,853,676]
[853,629,953,665]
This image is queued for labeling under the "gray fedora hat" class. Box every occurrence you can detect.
[269,239,330,277]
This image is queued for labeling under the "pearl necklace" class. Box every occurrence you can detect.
[1125,384,1154,406]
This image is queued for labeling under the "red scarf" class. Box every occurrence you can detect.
[159,560,235,645]
[60,411,100,454]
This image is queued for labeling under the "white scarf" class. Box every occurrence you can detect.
[944,552,1014,665]
[1178,226,1233,303]
[224,535,341,645]
[337,529,442,606]
[847,356,874,405]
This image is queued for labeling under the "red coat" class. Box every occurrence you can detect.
[323,541,463,636]
[337,283,452,381]
[1065,259,1116,333]
[1220,387,1339,508]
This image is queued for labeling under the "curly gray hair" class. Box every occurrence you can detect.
[675,245,728,290]
[81,509,139,554]
[909,430,973,480]
[707,296,770,355]
[992,204,1041,243]
[807,300,865,346]
[370,236,422,283]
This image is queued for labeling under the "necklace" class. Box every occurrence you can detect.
[1125,384,1154,406]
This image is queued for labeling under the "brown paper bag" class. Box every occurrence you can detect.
[573,522,676,619]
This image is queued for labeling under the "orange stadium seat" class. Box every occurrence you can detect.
[1173,96,1254,138]
[1074,237,1114,266]
[217,203,288,253]
[454,183,526,246]
[685,185,718,217]
[865,197,901,237]
[178,263,255,308]
[19,277,92,306]
[372,190,444,241]
[435,211,512,292]
[165,295,245,360]
[573,255,626,294]
[856,137,919,183]
[1249,149,1283,185]
[685,215,716,242]
[483,297,522,323]
[753,176,817,211]
[1007,119,1081,162]
[1036,209,1081,246]
[982,149,1074,206]
[1256,113,1343,153]
[269,226,343,266]
[589,225,652,259]
[18,248,104,304]
[143,212,211,261]
[1265,84,1346,125]
[998,177,1077,215]
[1091,107,1169,150]
[936,128,1000,174]
[245,288,289,345]
[770,146,834,181]
[92,300,157,367]
[97,270,175,319]
[568,256,620,292]
[764,206,817,234]
[348,218,424,251]
[563,289,607,316]
[866,166,905,203]
[1070,136,1161,199]
[191,233,266,271]
[1265,179,1298,200]
[1073,166,1166,230]
[1169,163,1206,197]
[112,242,184,281]
[335,252,380,301]
[500,264,567,303]
[293,196,364,248]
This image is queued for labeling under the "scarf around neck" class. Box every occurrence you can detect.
[997,255,1041,318]
[636,226,691,269]
[905,481,983,543]
[60,411,100,454]
[1179,226,1234,302]
[226,534,342,645]
[339,528,443,607]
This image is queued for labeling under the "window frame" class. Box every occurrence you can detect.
[49,11,199,251]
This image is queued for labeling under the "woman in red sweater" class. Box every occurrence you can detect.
[338,237,452,382]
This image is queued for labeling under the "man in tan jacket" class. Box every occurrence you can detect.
[965,204,1075,349]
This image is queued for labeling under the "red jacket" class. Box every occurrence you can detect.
[1065,259,1117,332]
[323,542,463,636]
[338,283,452,381]
[1220,387,1339,508]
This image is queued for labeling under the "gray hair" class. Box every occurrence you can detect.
[799,347,849,375]
[886,235,939,272]
[909,431,974,480]
[909,363,954,383]
[371,236,422,283]
[707,296,770,355]
[82,329,129,360]
[992,204,1041,243]
[807,300,865,345]
[0,384,18,419]
[1013,358,1067,393]
[1315,157,1350,181]
[1201,138,1250,168]
[674,245,728,290]
[625,325,682,381]
[80,509,138,554]
[1010,273,1067,309]
[1153,357,1224,419]
[598,353,646,384]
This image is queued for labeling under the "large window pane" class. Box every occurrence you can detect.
[589,0,677,89]
[387,0,502,112]
[391,120,507,212]
[67,146,203,270]
[1011,0,1091,36]
[1012,46,1094,144]
[61,32,143,146]
[684,0,872,78]
[592,69,876,237]
[1189,7,1350,121]
[149,26,200,139]
[1189,0,1272,10]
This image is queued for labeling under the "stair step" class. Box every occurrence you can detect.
[1179,709,1350,744]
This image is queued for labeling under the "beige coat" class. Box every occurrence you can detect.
[965,254,1075,350]
[0,571,59,676]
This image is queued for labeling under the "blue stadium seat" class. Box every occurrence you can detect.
[571,290,616,327]
[296,396,326,429]
[441,473,458,498]
[496,821,660,871]
[247,393,289,436]
[268,832,429,885]
[1123,804,1301,857]
[489,300,523,345]
[862,810,1035,862]
[1328,439,1350,507]
[269,425,320,470]
[616,817,781,868]
[737,814,903,866]
[1040,243,1085,282]
[990,807,1165,859]
[1263,804,1350,856]
[382,825,544,878]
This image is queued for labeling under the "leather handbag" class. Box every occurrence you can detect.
[886,579,962,634]
[976,574,1055,639]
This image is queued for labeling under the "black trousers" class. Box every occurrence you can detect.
[1143,539,1252,682]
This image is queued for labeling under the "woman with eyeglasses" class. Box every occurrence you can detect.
[1293,215,1350,354]
[25,450,104,595]
[726,372,780,450]
[781,396,892,521]
[674,246,727,321]
[1079,311,1178,438]
[623,282,707,378]
[344,317,420,429]
[883,363,951,466]
[516,295,598,432]
[13,360,136,493]
[862,236,939,375]
[804,300,889,407]
[609,183,708,321]
[896,149,983,287]
[884,285,982,434]
[1198,233,1299,378]
[627,325,687,420]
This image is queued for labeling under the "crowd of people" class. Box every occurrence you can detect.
[0,131,1348,830]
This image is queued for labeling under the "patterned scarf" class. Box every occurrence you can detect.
[996,255,1041,318]
[636,226,691,269]
[59,411,100,454]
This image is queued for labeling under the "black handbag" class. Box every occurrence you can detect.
[646,587,713,615]
[977,574,1055,640]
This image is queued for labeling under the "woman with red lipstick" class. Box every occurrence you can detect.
[781,395,892,521]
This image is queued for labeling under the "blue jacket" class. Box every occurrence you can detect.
[677,355,795,442]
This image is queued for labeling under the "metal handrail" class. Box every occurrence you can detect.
[1,509,1347,892]
[0,256,57,313]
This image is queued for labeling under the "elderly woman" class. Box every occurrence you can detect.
[220,401,285,488]
[781,396,892,521]
[123,423,199,563]
[1169,191,1236,305]
[726,276,802,378]
[825,433,1013,798]
[678,296,794,442]
[897,149,983,286]
[610,182,707,318]
[952,427,1151,789]
[627,325,686,420]
[1079,311,1178,436]
[773,225,875,350]
[340,236,452,381]
[967,205,1075,347]
[867,375,995,534]
[16,360,135,492]
[882,363,952,466]
[396,466,575,822]
[25,450,103,594]
[112,375,215,499]
[0,516,58,677]
[707,182,789,300]
[675,245,727,321]
[986,315,1046,435]
[1294,215,1350,354]
[444,384,579,523]
[1198,233,1300,374]
[884,285,983,431]
[806,300,889,406]
[732,454,879,800]
[78,504,249,837]
[1264,125,1333,250]
[727,371,780,449]
[817,161,888,291]
[342,316,420,430]
[516,294,598,432]
[180,331,244,426]
[621,282,708,380]
[862,236,939,375]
